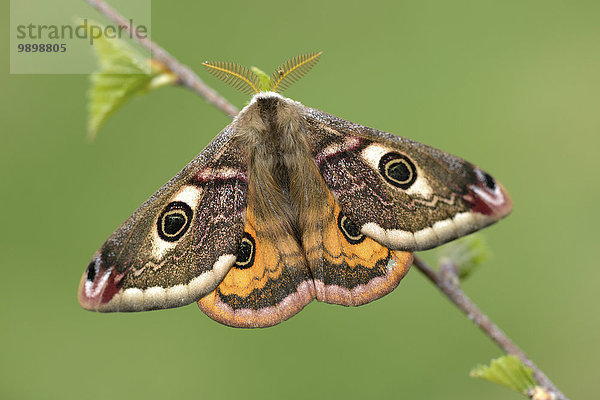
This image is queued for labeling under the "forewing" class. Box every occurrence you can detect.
[78,125,250,312]
[302,107,512,251]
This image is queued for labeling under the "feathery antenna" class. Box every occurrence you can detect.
[202,52,322,95]
[270,52,322,93]
[202,61,261,95]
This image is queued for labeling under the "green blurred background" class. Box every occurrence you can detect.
[2,0,598,399]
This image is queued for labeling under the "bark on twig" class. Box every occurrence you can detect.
[84,2,569,399]
[413,256,568,400]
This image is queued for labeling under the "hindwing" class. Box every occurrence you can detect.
[198,181,315,328]
[303,186,413,306]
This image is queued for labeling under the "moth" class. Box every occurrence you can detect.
[78,53,512,328]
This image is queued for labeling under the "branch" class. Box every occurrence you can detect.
[84,2,569,399]
[84,0,239,119]
[413,256,568,400]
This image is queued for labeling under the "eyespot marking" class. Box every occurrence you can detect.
[235,233,256,269]
[338,213,366,244]
[378,152,417,189]
[483,172,496,190]
[86,260,98,282]
[157,201,193,242]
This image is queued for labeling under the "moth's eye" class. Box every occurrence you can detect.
[86,260,98,282]
[338,213,366,244]
[157,201,193,242]
[235,233,256,269]
[378,152,417,189]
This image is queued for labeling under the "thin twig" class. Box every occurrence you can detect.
[85,2,569,399]
[84,0,239,118]
[413,256,568,400]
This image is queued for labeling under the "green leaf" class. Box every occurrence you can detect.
[86,21,176,140]
[436,234,491,279]
[470,355,537,395]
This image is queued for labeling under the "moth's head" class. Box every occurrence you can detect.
[202,52,322,96]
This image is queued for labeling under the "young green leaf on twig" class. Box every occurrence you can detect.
[471,355,555,399]
[435,234,491,280]
[86,20,176,140]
